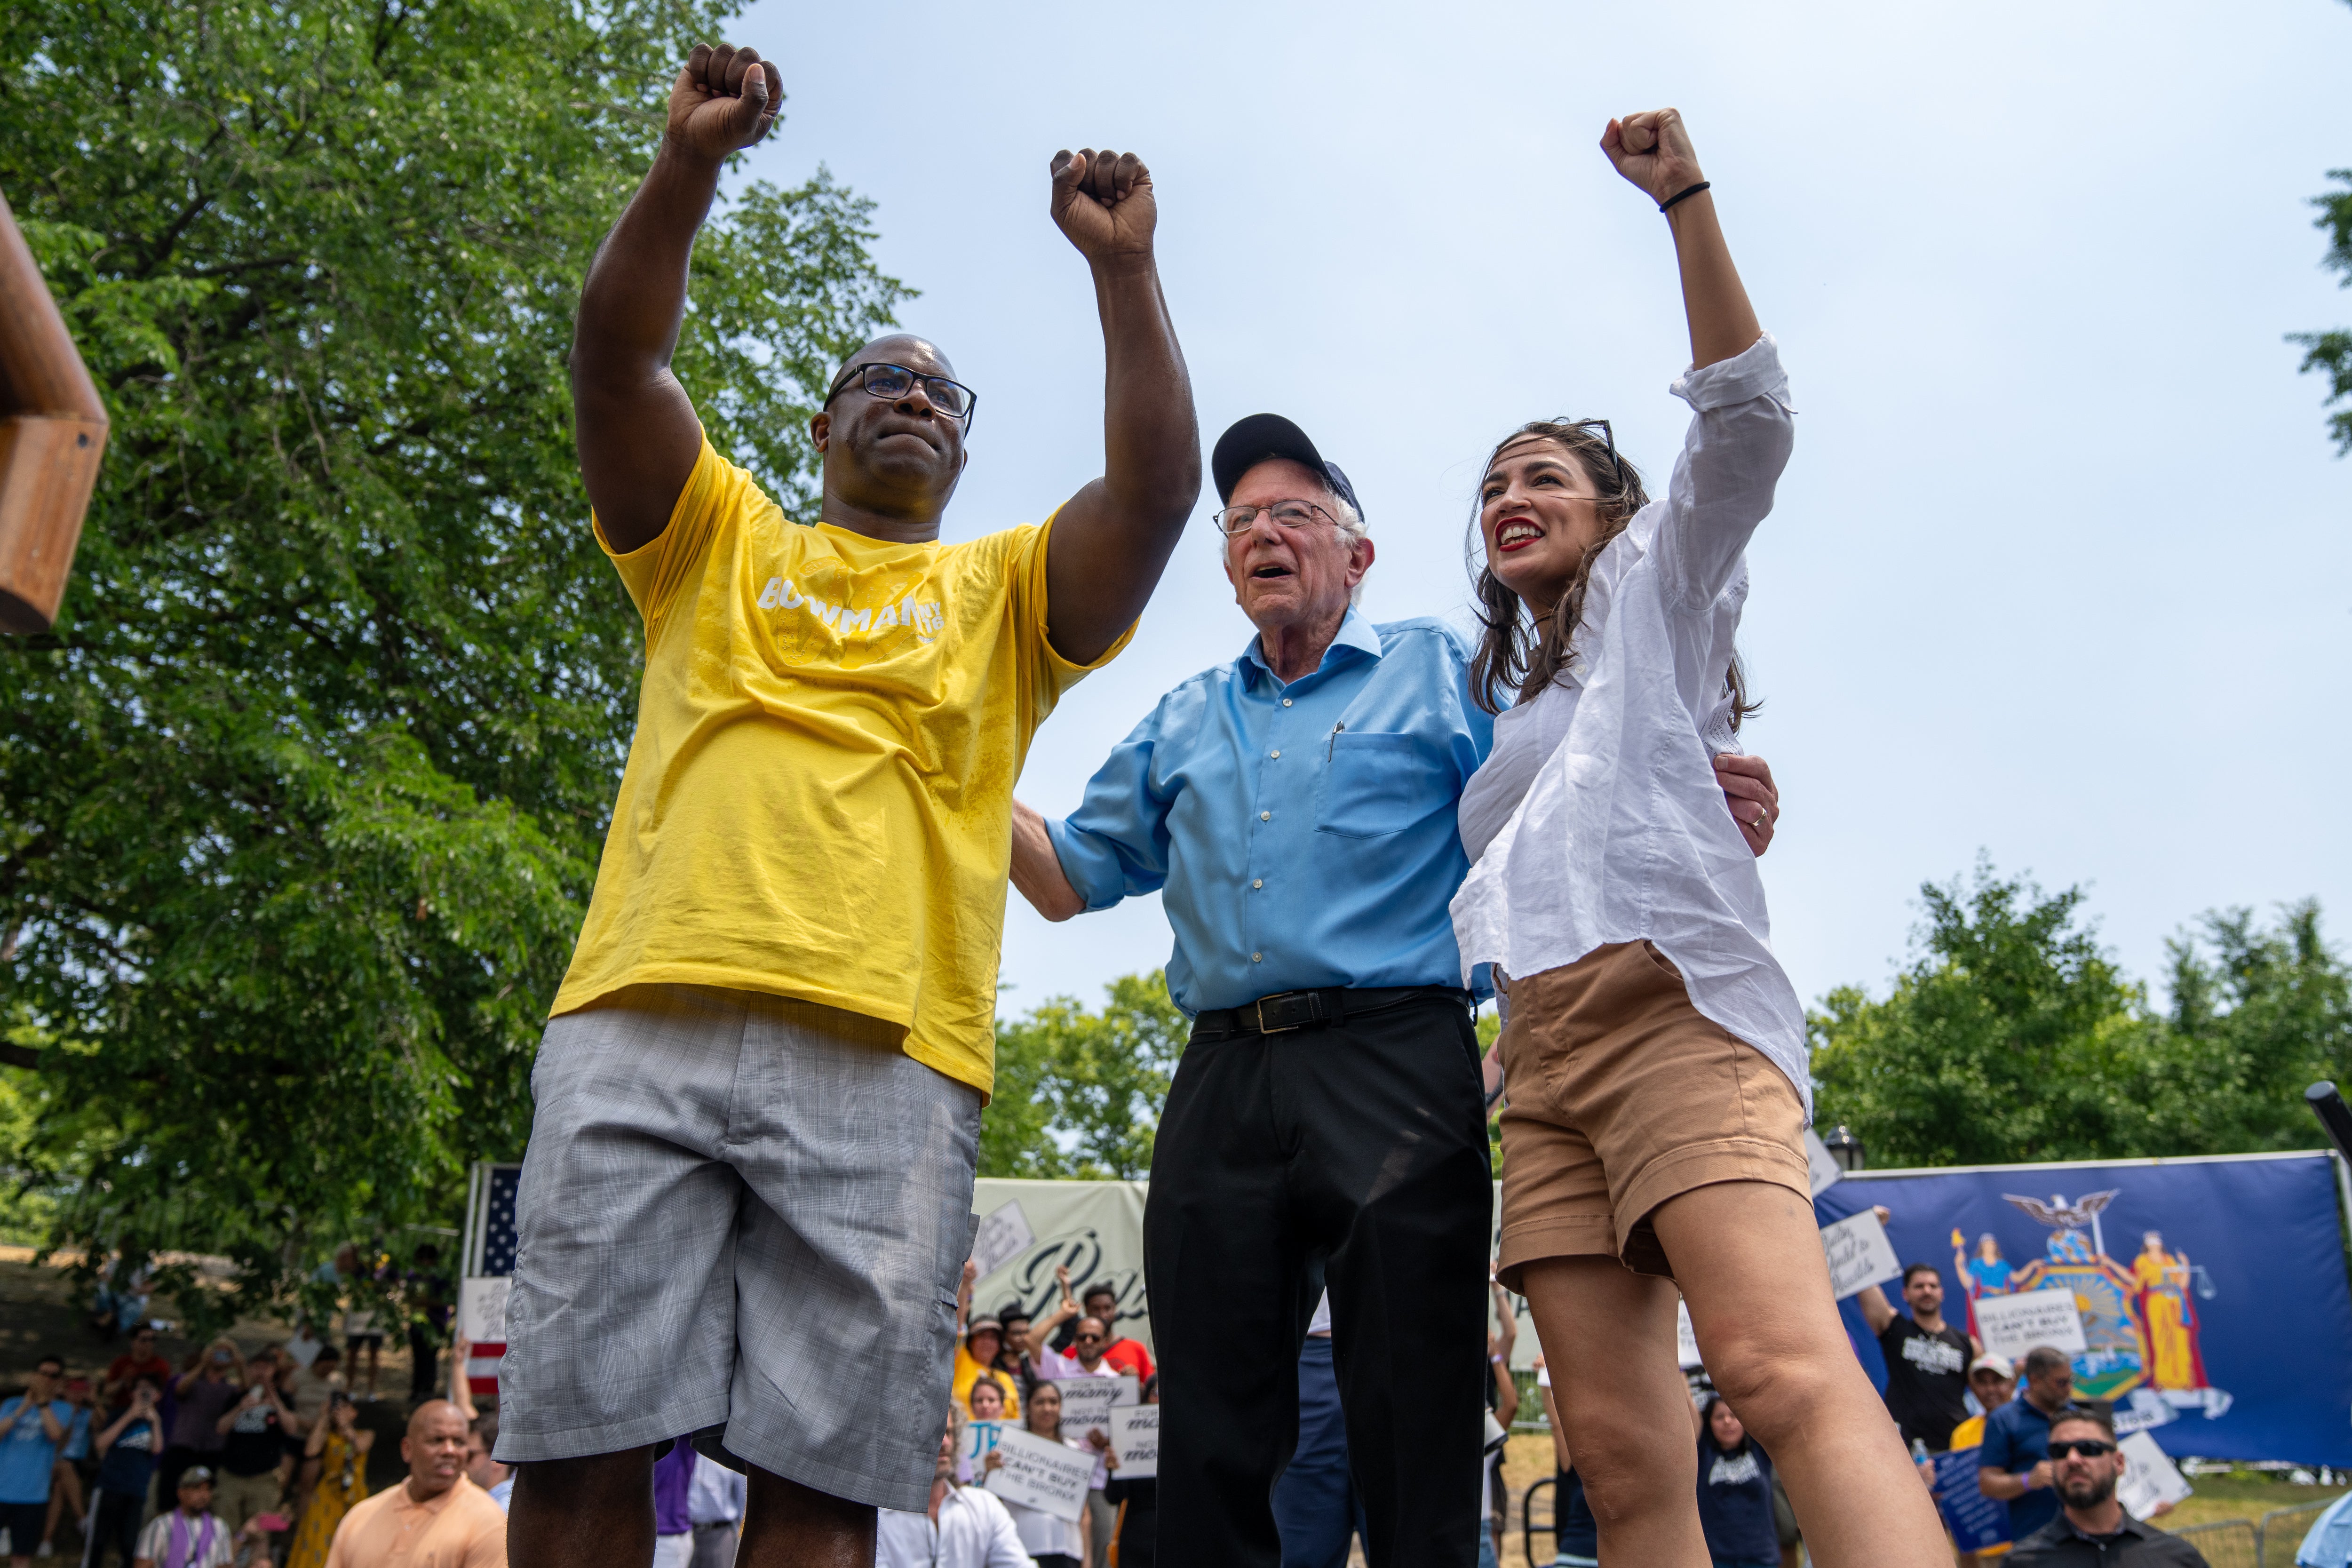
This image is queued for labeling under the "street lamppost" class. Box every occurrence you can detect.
[1822,1124,1865,1174]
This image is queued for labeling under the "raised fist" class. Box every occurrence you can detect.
[1601,108,1705,208]
[667,42,781,164]
[1050,149,1157,268]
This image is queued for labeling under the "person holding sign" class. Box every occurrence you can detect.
[993,1384,1097,1567]
[496,31,1201,1566]
[2006,1410,2209,1568]
[1446,109,1948,1566]
[875,1412,1030,1568]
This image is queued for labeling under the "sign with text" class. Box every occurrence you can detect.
[2117,1431,2193,1520]
[983,1425,1094,1522]
[1108,1405,1158,1480]
[970,1200,1035,1283]
[1676,1299,1703,1370]
[1819,1210,1904,1301]
[1051,1374,1139,1440]
[1928,1443,2011,1554]
[958,1419,1002,1483]
[1971,1287,2090,1363]
[458,1276,511,1343]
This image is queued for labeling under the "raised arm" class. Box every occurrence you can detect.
[1600,110,1760,373]
[1855,1283,1899,1337]
[1037,151,1201,666]
[1024,1266,1082,1368]
[573,43,782,554]
[447,1335,478,1424]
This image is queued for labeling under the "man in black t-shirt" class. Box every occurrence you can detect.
[1858,1258,1980,1451]
[213,1350,299,1533]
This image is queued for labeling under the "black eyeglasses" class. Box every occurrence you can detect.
[825,361,978,426]
[2047,1439,2116,1459]
[1557,418,1621,486]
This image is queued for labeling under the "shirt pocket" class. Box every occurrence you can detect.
[1315,732,1454,839]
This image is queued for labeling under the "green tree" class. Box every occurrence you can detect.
[2290,167,2352,454]
[0,0,907,1327]
[1811,862,2159,1167]
[983,973,1187,1180]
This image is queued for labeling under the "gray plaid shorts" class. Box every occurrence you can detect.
[492,984,982,1512]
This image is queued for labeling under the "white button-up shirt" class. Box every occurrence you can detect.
[875,1484,1033,1568]
[1451,332,1809,1111]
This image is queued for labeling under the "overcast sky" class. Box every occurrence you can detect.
[725,0,2352,1025]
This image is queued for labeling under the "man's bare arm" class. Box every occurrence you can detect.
[1038,151,1201,666]
[1010,800,1086,922]
[1855,1282,1898,1337]
[573,44,780,554]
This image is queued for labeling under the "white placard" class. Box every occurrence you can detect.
[1676,1299,1703,1370]
[282,1327,324,1370]
[1819,1210,1904,1301]
[960,1418,1003,1481]
[983,1425,1094,1522]
[457,1276,511,1343]
[1972,1288,2090,1362]
[2116,1431,2193,1520]
[1108,1405,1158,1480]
[1051,1374,1139,1439]
[1804,1129,1843,1196]
[971,1201,1035,1281]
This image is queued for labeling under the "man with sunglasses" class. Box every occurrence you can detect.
[1005,414,1781,1567]
[497,38,1200,1568]
[2008,1409,2208,1566]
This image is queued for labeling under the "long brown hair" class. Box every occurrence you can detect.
[1466,422,1757,728]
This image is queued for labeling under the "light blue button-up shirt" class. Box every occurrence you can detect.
[1045,611,1496,1016]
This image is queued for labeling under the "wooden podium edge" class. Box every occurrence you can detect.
[0,186,110,634]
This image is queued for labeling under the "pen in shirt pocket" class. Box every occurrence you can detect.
[1327,720,1344,761]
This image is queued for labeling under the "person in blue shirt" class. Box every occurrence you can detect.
[1008,416,1777,1568]
[1978,1346,2079,1541]
[0,1354,72,1568]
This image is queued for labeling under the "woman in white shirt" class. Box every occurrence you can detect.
[997,1381,1091,1568]
[1448,108,1945,1566]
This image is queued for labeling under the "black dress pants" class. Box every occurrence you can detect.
[1144,992,1493,1568]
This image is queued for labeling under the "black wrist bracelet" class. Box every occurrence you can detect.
[1659,181,1711,214]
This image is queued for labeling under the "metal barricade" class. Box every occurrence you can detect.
[2175,1517,2259,1568]
[2259,1498,2338,1567]
[1521,1475,1557,1568]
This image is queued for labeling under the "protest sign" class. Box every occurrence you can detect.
[458,1276,511,1343]
[2117,1431,2193,1520]
[1108,1405,1158,1480]
[1928,1443,2011,1555]
[959,1419,1003,1482]
[1972,1287,2090,1362]
[971,1199,1035,1282]
[1819,1210,1903,1301]
[1804,1129,1843,1197]
[984,1425,1094,1522]
[1676,1299,1703,1370]
[1053,1375,1139,1440]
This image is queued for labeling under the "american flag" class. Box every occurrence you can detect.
[468,1165,523,1396]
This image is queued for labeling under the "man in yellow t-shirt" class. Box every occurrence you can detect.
[492,40,1200,1566]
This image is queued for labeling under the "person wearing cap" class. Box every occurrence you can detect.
[1946,1354,2019,1567]
[130,1466,240,1568]
[1007,414,1777,1563]
[953,1264,1022,1422]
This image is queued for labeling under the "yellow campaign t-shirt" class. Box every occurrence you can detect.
[552,437,1128,1095]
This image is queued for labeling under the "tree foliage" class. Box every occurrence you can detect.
[2291,167,2352,456]
[1812,862,2352,1168]
[0,0,908,1323]
[983,974,1187,1181]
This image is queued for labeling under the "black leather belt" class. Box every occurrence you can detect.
[1192,985,1471,1039]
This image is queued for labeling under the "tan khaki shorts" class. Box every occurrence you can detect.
[1493,940,1809,1291]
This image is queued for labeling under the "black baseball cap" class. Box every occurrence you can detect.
[1211,414,1364,520]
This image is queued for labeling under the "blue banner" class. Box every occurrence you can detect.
[1815,1152,2352,1465]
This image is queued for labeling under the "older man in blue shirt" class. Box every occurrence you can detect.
[1009,414,1778,1568]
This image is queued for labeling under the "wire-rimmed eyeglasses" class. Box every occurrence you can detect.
[824,362,978,427]
[1209,499,1339,537]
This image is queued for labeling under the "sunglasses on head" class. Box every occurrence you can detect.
[2048,1439,2116,1459]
